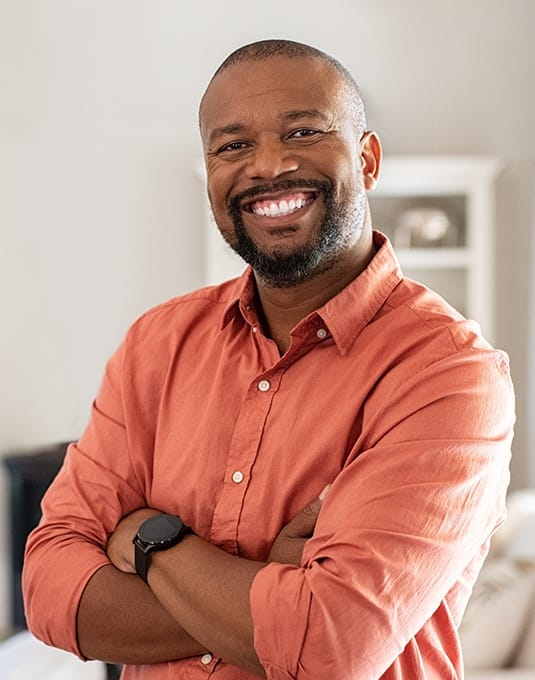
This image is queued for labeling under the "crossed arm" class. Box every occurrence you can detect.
[24,344,514,679]
[77,492,326,674]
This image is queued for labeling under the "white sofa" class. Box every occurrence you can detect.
[0,629,106,680]
[462,490,535,679]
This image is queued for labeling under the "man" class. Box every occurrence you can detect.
[23,39,514,679]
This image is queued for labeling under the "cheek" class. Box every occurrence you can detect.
[206,182,227,225]
[206,164,236,212]
[206,182,237,242]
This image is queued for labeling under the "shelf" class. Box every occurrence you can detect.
[396,248,471,269]
[375,156,502,195]
[370,156,500,341]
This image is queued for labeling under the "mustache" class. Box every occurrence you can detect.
[228,178,332,213]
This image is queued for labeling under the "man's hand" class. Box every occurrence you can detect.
[268,485,330,566]
[107,507,161,573]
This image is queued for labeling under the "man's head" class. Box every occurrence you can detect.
[202,40,368,139]
[199,39,381,288]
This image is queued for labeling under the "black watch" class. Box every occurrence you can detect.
[133,514,190,583]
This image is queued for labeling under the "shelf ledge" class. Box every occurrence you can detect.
[395,247,471,268]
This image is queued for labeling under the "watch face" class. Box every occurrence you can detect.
[138,514,184,545]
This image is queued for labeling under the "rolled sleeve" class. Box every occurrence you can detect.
[22,341,146,657]
[251,563,312,679]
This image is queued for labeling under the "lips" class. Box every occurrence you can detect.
[242,191,317,218]
[228,179,331,224]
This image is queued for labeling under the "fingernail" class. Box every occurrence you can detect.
[319,484,331,501]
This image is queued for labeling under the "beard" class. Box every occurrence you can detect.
[222,178,367,288]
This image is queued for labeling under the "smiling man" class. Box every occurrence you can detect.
[202,52,375,297]
[23,40,514,679]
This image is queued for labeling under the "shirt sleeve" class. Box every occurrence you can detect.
[22,337,146,658]
[250,347,515,679]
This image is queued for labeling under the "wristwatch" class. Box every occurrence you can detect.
[133,513,190,583]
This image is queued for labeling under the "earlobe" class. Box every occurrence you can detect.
[359,131,382,191]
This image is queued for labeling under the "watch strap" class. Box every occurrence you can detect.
[134,541,150,583]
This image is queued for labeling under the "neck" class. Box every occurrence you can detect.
[254,234,375,355]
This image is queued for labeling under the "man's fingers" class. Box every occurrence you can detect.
[268,485,331,565]
[284,484,330,539]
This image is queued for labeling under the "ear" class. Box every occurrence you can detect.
[359,131,382,191]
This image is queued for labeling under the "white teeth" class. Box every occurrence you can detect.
[251,195,311,217]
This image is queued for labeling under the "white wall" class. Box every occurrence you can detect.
[528,176,535,485]
[1,0,534,632]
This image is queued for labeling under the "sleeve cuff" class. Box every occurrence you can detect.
[250,562,312,678]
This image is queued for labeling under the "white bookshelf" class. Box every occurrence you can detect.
[370,156,501,341]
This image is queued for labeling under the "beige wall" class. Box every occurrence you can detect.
[1,0,534,630]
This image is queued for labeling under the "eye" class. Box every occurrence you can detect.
[218,141,249,153]
[289,128,321,139]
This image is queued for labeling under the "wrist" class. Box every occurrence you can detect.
[133,514,192,583]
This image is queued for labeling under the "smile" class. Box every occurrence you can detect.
[243,191,317,218]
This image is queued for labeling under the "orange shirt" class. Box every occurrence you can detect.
[23,232,514,679]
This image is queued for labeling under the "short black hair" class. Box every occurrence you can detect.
[201,39,368,135]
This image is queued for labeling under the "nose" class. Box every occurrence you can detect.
[245,135,299,180]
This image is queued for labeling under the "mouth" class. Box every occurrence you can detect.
[242,191,317,218]
[227,179,331,234]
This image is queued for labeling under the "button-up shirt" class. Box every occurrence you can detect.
[23,232,514,679]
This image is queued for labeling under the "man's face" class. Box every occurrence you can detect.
[200,56,368,287]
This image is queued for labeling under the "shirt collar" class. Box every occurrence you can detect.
[220,232,403,354]
[220,266,252,328]
[317,231,403,354]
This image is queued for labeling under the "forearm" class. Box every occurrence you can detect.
[77,564,206,665]
[148,534,267,677]
[103,494,324,674]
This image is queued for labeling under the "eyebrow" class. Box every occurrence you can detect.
[207,123,245,146]
[207,109,330,146]
[283,109,330,122]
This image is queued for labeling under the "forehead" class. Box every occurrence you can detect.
[200,56,348,141]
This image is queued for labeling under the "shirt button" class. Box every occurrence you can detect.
[316,328,328,339]
[201,653,213,665]
[232,470,244,484]
[258,379,270,392]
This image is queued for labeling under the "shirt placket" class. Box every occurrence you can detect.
[209,365,283,554]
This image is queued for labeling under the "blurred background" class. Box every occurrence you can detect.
[1,0,534,634]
